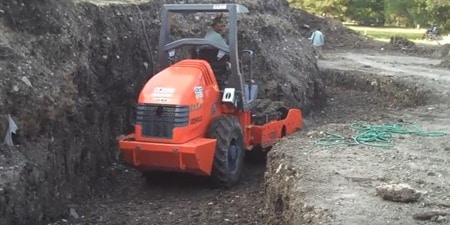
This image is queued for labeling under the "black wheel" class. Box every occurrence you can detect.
[245,147,268,164]
[207,115,245,188]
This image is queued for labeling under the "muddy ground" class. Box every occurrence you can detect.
[45,158,267,225]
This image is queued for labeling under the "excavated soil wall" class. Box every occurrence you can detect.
[263,68,434,225]
[0,1,162,224]
[319,69,432,107]
[0,0,326,224]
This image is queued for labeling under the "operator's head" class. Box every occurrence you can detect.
[211,14,227,34]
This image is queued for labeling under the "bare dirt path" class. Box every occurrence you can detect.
[320,49,450,96]
[323,51,450,80]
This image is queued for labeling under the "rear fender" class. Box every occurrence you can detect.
[249,108,303,148]
[284,108,303,134]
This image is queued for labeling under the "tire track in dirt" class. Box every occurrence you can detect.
[48,159,267,225]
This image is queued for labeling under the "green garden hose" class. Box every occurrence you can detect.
[314,122,447,148]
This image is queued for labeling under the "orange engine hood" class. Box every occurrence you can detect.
[138,60,213,105]
[134,59,220,144]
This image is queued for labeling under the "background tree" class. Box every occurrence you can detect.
[346,0,384,25]
[288,0,450,30]
[288,0,350,19]
[427,0,450,29]
[384,0,428,26]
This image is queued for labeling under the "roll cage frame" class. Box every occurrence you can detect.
[157,3,253,111]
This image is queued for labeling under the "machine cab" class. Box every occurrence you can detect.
[156,4,258,112]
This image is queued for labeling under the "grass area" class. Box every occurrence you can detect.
[346,25,426,40]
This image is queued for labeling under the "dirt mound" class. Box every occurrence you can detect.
[237,12,327,112]
[381,36,435,57]
[290,8,378,49]
[0,0,326,224]
[431,44,450,59]
[440,56,450,68]
[437,44,450,68]
[389,36,416,49]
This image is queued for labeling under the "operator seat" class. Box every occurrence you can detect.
[195,47,230,87]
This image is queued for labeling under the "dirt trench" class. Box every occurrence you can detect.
[43,50,450,225]
[40,52,449,225]
[44,158,268,225]
[0,0,326,224]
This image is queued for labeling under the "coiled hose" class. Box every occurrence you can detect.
[314,122,447,148]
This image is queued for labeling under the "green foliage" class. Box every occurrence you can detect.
[384,0,431,26]
[431,3,450,29]
[346,0,384,22]
[288,0,450,31]
[288,0,350,19]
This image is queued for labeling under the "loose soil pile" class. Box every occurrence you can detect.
[290,8,378,49]
[437,44,450,68]
[441,56,450,68]
[389,36,416,49]
[431,43,450,59]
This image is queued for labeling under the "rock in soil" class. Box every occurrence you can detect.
[413,211,450,223]
[375,183,422,203]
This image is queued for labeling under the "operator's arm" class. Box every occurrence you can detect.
[205,30,228,46]
[309,31,315,41]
